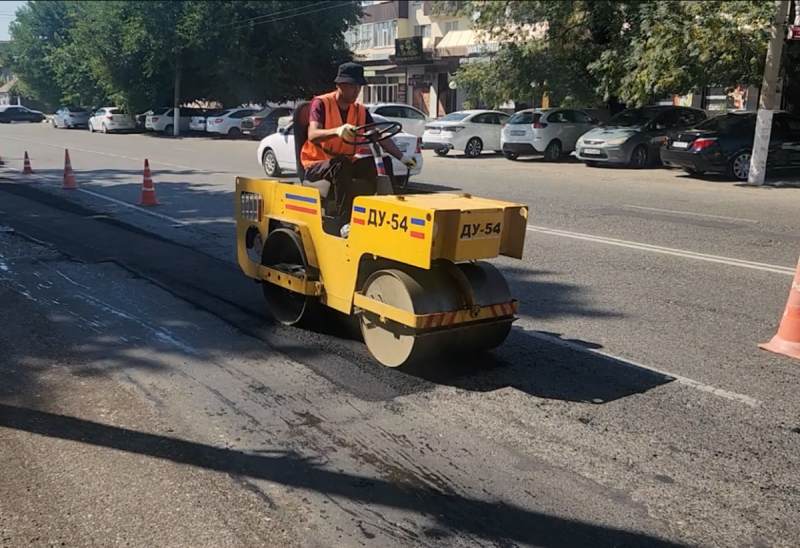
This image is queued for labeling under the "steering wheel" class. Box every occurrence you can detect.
[341,121,402,146]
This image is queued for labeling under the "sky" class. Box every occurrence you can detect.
[0,1,25,41]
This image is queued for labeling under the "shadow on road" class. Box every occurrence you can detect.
[0,402,692,548]
[0,173,668,408]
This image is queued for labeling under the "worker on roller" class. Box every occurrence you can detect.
[301,62,417,235]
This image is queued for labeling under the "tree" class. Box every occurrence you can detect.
[450,0,775,108]
[2,0,362,112]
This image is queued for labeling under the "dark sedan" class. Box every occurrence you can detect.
[661,112,800,181]
[0,105,46,123]
[241,107,294,140]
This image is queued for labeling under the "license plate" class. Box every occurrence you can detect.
[672,141,690,149]
[510,130,526,136]
[428,128,440,134]
[582,148,601,156]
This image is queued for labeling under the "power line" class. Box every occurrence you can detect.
[225,1,359,32]
[216,1,336,30]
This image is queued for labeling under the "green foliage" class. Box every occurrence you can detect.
[430,1,467,17]
[2,0,362,112]
[458,0,775,107]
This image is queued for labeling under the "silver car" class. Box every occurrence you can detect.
[501,108,599,161]
[52,107,91,129]
[575,106,708,168]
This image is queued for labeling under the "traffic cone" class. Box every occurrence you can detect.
[760,251,800,359]
[22,151,33,174]
[62,149,77,189]
[138,159,160,206]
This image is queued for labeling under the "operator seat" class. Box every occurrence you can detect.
[293,101,333,203]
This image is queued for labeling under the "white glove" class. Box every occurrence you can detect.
[400,155,417,169]
[336,124,357,140]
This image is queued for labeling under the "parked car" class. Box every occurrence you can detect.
[87,107,136,133]
[52,107,90,129]
[575,106,708,168]
[255,114,423,185]
[0,105,46,124]
[206,107,260,137]
[364,103,429,137]
[501,108,599,161]
[189,109,221,132]
[145,107,200,134]
[660,111,800,181]
[241,107,295,140]
[421,110,511,158]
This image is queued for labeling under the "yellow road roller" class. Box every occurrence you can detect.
[235,103,528,368]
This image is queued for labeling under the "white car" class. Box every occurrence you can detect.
[422,109,511,158]
[205,107,260,137]
[145,107,198,134]
[189,109,223,132]
[363,103,429,138]
[256,114,423,185]
[501,108,599,161]
[87,107,136,133]
[52,107,90,128]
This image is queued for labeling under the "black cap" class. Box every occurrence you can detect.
[334,62,368,86]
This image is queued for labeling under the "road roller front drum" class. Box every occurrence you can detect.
[359,261,515,368]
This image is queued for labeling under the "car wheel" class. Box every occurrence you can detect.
[465,137,483,158]
[629,145,649,168]
[544,140,562,162]
[434,148,449,157]
[88,121,94,132]
[228,127,241,138]
[727,151,751,181]
[503,151,519,161]
[101,123,108,134]
[262,149,281,177]
[164,124,174,135]
[51,118,57,128]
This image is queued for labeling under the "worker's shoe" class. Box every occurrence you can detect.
[340,223,350,238]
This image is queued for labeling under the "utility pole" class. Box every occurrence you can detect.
[747,0,791,185]
[173,64,181,137]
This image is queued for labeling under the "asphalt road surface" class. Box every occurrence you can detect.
[1,123,800,547]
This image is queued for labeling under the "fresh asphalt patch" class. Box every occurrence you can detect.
[0,182,675,405]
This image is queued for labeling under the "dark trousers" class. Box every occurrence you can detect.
[304,155,395,222]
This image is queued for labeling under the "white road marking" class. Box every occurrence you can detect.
[622,205,759,224]
[527,225,796,276]
[0,135,221,173]
[519,328,762,408]
[2,166,188,227]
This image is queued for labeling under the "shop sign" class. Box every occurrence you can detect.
[394,36,423,64]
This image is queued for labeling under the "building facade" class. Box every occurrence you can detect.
[344,1,495,117]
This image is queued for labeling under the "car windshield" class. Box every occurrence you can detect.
[437,112,470,122]
[693,113,754,132]
[608,108,662,127]
[68,107,88,113]
[508,111,542,124]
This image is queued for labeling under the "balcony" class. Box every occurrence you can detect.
[360,1,408,23]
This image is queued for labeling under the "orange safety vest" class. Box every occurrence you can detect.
[300,91,367,168]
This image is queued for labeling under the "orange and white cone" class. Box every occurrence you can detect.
[62,149,77,189]
[138,159,160,206]
[760,250,800,359]
[22,151,33,174]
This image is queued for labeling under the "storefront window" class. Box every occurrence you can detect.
[374,21,397,48]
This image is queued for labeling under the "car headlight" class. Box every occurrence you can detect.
[607,136,628,145]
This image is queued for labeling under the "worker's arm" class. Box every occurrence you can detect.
[307,98,353,144]
[308,121,341,144]
[378,136,404,160]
